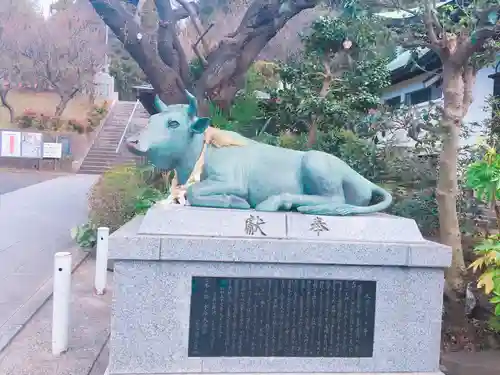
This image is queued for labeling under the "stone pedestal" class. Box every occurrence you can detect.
[108,205,450,375]
[94,71,117,100]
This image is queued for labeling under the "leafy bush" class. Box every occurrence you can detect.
[389,188,440,236]
[14,103,108,133]
[87,164,167,233]
[469,234,500,316]
[467,147,500,319]
[70,222,97,249]
[72,164,169,249]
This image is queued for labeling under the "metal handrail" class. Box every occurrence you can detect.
[115,99,140,153]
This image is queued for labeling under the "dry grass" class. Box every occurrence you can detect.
[0,89,103,128]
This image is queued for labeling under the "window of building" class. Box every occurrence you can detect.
[404,86,443,105]
[385,96,401,108]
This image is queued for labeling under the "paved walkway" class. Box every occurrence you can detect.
[0,170,59,195]
[0,174,99,351]
[0,257,112,375]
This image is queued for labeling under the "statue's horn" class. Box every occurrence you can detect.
[186,90,197,118]
[154,95,169,112]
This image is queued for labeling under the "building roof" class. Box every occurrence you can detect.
[378,0,454,83]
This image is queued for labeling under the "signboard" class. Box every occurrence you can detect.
[0,131,21,157]
[21,132,43,158]
[58,136,72,156]
[188,277,376,358]
[43,142,62,159]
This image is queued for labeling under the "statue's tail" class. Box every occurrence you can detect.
[353,184,392,214]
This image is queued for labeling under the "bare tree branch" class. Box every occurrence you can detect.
[89,0,186,103]
[175,0,210,55]
[155,0,191,85]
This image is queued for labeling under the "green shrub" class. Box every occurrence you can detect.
[72,164,169,250]
[389,188,440,237]
[87,164,167,233]
[467,147,500,319]
[14,102,108,133]
[70,222,97,249]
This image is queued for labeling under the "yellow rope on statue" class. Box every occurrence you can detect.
[162,127,244,206]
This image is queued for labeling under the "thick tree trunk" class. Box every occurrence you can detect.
[89,0,186,104]
[195,0,318,108]
[0,88,14,123]
[438,63,468,293]
[155,0,191,86]
[89,0,319,107]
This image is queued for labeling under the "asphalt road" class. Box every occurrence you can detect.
[0,171,58,195]
[0,173,99,353]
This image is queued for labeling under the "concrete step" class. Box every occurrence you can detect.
[83,153,117,158]
[85,151,119,157]
[85,151,117,157]
[80,161,113,167]
[78,101,148,175]
[96,138,121,142]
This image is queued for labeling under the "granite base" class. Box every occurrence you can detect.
[116,373,445,375]
[108,205,451,375]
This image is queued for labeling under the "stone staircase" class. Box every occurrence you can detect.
[78,101,149,175]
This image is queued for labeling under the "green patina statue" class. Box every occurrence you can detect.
[126,91,392,215]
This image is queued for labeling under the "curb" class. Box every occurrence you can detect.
[0,249,89,354]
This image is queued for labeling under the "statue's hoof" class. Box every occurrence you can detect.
[255,199,280,212]
[227,196,251,209]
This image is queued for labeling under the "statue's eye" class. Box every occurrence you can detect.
[167,120,180,128]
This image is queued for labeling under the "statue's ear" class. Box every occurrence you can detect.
[190,117,210,134]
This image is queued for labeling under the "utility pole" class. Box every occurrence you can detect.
[104,26,109,73]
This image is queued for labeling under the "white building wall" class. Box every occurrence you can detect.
[382,66,495,147]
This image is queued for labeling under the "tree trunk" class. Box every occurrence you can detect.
[55,95,71,118]
[307,117,318,147]
[194,0,318,107]
[155,0,191,86]
[307,69,331,147]
[0,88,14,123]
[89,0,319,107]
[438,63,467,293]
[89,0,186,104]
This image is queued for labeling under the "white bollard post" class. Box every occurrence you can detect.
[94,227,110,295]
[52,251,72,356]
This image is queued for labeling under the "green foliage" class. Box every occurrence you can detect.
[70,222,97,250]
[303,13,391,58]
[133,186,167,215]
[15,102,108,133]
[109,40,147,101]
[71,163,170,248]
[466,147,500,203]
[469,234,500,316]
[207,62,277,137]
[86,164,168,233]
[390,188,440,236]
[467,147,500,318]
[261,13,390,151]
[189,58,205,82]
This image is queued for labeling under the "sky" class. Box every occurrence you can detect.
[38,0,53,18]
